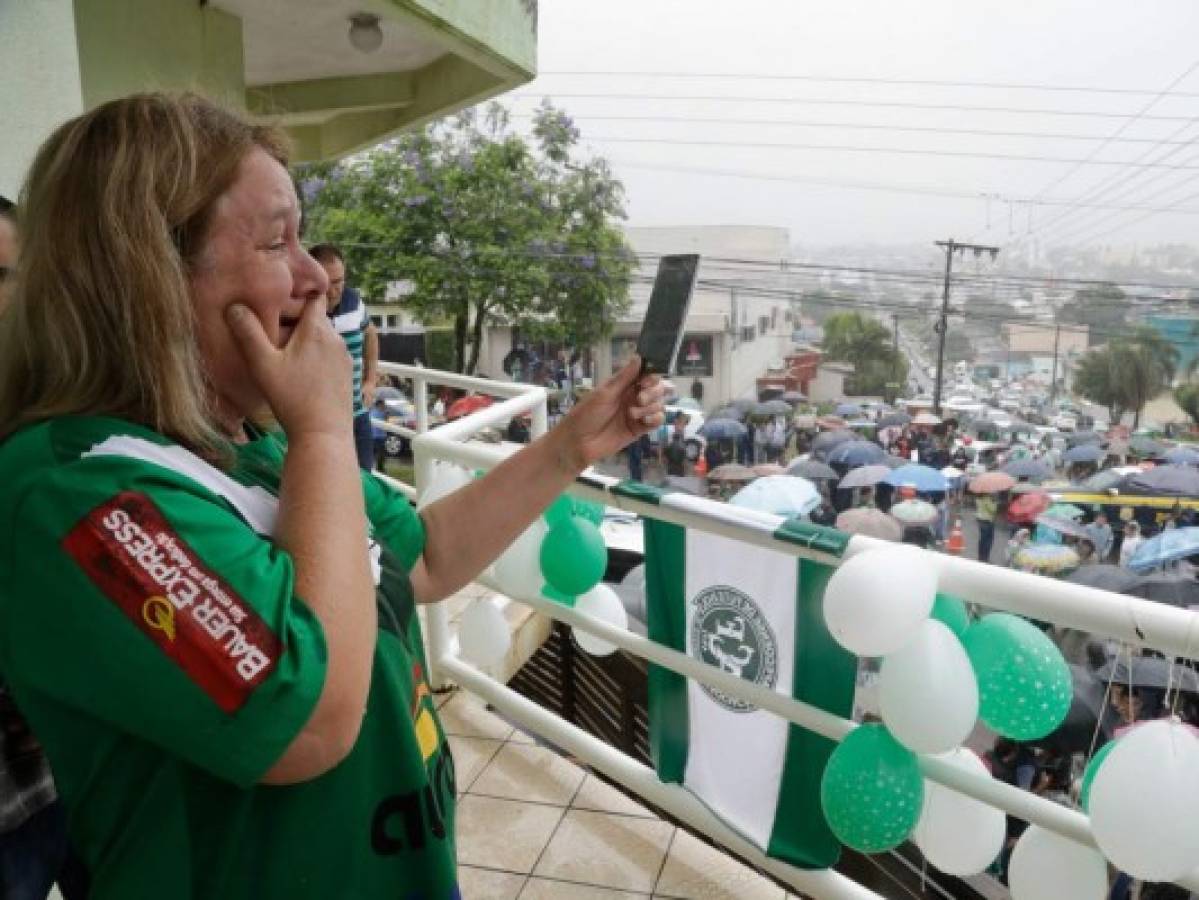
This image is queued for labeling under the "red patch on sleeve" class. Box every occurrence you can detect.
[62,492,281,713]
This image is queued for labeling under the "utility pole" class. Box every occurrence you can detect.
[892,313,899,356]
[932,238,1001,415]
[1050,322,1061,405]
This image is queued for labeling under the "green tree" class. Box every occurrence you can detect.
[1073,328,1178,427]
[1174,382,1199,428]
[297,102,634,373]
[1057,283,1128,348]
[821,312,909,395]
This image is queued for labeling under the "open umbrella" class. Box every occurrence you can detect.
[1003,458,1054,481]
[1095,655,1199,692]
[781,391,807,404]
[816,415,848,430]
[793,414,818,429]
[878,411,912,428]
[1007,491,1051,524]
[788,458,838,481]
[707,463,758,483]
[889,499,940,526]
[1046,503,1086,520]
[834,402,864,418]
[1011,543,1081,576]
[1165,446,1199,466]
[1080,469,1134,492]
[970,471,1016,494]
[753,463,787,477]
[1126,526,1199,573]
[811,430,857,458]
[710,406,745,422]
[1067,565,1142,595]
[1128,574,1199,608]
[1128,464,1199,497]
[752,400,793,417]
[447,394,493,419]
[1063,443,1106,465]
[731,397,758,412]
[1035,514,1093,542]
[730,475,821,517]
[1066,431,1104,447]
[884,464,948,493]
[882,454,910,469]
[912,412,942,426]
[839,465,891,489]
[1043,665,1118,754]
[836,508,903,541]
[1130,436,1166,458]
[700,419,747,441]
[829,440,887,468]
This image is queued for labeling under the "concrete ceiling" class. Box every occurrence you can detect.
[212,0,445,86]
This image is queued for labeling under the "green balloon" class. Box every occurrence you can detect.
[539,518,607,597]
[960,614,1072,741]
[820,724,924,853]
[542,584,577,607]
[1080,740,1118,813]
[931,593,971,637]
[574,499,606,527]
[544,494,576,528]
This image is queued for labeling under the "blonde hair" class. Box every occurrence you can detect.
[0,93,289,457]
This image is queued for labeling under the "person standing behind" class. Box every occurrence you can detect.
[369,398,388,472]
[661,412,689,477]
[976,492,998,563]
[1086,513,1114,563]
[1119,522,1144,569]
[310,244,379,470]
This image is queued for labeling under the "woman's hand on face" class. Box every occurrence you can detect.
[225,297,352,438]
[560,357,670,470]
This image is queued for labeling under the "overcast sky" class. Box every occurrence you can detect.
[505,1,1199,250]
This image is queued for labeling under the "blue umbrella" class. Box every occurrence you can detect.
[828,440,887,468]
[1165,446,1199,466]
[1127,527,1199,574]
[730,476,821,518]
[1062,443,1106,464]
[883,464,948,493]
[1128,464,1199,497]
[835,402,864,418]
[700,419,747,440]
[1003,458,1055,481]
[710,406,745,422]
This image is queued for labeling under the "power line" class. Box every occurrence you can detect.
[509,112,1199,147]
[508,92,1199,123]
[578,134,1199,170]
[536,70,1199,99]
[606,160,1199,216]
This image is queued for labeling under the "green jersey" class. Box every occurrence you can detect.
[0,417,459,899]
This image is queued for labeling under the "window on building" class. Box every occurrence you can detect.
[758,315,769,336]
[771,307,779,330]
[741,325,756,343]
[387,315,399,328]
[370,315,384,328]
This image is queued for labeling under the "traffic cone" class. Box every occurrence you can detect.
[946,520,965,555]
[694,454,709,477]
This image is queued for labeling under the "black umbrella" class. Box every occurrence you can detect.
[1127,464,1199,498]
[1095,655,1199,692]
[1130,436,1166,458]
[1002,458,1055,481]
[787,458,838,481]
[1067,565,1142,595]
[1067,565,1199,608]
[781,391,807,404]
[878,412,911,428]
[1042,665,1117,754]
[1067,431,1104,447]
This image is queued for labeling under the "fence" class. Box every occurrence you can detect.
[375,361,1199,899]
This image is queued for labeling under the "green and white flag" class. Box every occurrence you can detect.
[620,484,857,870]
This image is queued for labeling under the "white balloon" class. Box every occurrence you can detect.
[1009,825,1108,900]
[880,620,978,754]
[913,748,1005,877]
[572,584,628,657]
[493,520,548,601]
[1089,719,1199,881]
[417,462,473,510]
[823,546,937,656]
[457,598,511,668]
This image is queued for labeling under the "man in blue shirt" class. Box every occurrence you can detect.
[310,244,379,469]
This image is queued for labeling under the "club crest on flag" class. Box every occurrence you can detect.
[689,585,778,712]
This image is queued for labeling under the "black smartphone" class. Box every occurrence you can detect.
[636,254,700,377]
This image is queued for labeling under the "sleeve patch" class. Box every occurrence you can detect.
[62,491,282,713]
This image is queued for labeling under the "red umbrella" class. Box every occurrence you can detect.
[1007,491,1050,525]
[447,395,493,420]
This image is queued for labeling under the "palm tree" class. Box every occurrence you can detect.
[1119,327,1179,428]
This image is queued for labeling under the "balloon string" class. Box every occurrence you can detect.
[1085,642,1122,764]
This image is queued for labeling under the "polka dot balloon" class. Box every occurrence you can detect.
[960,613,1072,741]
[820,724,925,854]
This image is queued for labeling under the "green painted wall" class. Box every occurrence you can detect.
[391,0,537,78]
[73,0,244,109]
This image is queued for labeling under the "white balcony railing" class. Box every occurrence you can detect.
[375,361,1199,900]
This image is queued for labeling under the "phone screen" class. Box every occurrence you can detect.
[636,254,700,376]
